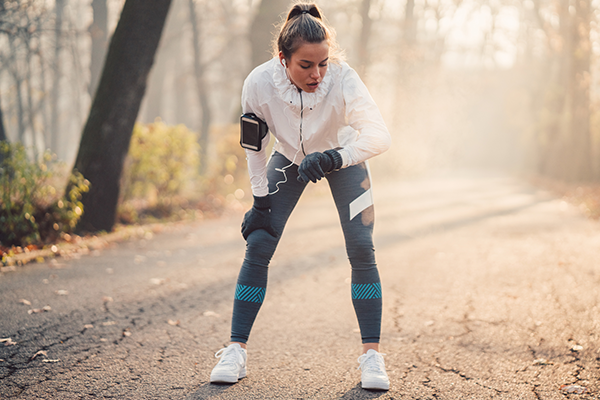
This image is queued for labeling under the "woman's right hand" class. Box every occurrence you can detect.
[241,195,279,240]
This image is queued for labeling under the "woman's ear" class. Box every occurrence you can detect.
[279,52,286,67]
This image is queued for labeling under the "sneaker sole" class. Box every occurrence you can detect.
[361,380,390,391]
[210,368,246,384]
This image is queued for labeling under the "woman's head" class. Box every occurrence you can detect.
[275,3,340,93]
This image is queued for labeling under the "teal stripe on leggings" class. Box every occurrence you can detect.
[352,283,382,300]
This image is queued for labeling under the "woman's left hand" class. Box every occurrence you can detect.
[297,150,343,183]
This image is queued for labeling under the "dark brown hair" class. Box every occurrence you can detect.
[273,2,341,61]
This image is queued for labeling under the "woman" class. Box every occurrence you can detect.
[210,2,391,391]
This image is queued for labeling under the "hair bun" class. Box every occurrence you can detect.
[287,4,322,21]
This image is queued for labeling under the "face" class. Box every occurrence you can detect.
[280,41,329,93]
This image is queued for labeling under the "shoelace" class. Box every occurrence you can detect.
[215,347,241,366]
[357,352,386,372]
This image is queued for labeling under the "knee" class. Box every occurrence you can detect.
[347,241,376,267]
[245,228,279,262]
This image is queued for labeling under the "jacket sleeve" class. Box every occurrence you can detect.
[241,74,271,197]
[338,68,391,167]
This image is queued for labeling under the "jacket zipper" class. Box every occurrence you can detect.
[299,89,306,156]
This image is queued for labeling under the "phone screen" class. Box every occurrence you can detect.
[242,118,260,148]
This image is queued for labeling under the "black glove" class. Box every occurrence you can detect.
[297,149,343,183]
[241,195,278,240]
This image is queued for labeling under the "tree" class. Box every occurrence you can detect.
[72,0,172,233]
[530,0,594,181]
[248,0,288,69]
[88,0,108,98]
[355,0,373,77]
[50,0,65,155]
[0,92,6,143]
[188,0,211,174]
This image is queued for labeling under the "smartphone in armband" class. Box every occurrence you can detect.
[240,113,268,151]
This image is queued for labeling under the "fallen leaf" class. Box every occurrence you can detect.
[102,296,113,303]
[533,359,553,365]
[560,384,588,394]
[31,350,47,360]
[42,359,60,363]
[84,324,94,329]
[28,306,51,314]
[571,345,584,352]
[55,290,68,296]
[19,299,32,306]
[150,278,166,285]
[123,330,132,337]
[203,311,219,317]
[425,320,435,326]
[1,338,16,346]
[100,338,108,342]
[168,319,180,326]
[102,321,116,326]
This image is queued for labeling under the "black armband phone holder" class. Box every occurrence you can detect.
[240,113,268,151]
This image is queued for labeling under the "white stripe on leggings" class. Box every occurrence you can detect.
[349,188,373,220]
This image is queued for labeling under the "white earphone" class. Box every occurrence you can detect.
[282,59,286,67]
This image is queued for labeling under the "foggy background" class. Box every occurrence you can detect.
[1,0,599,183]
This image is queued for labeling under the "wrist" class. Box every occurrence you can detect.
[253,195,271,209]
[323,149,343,171]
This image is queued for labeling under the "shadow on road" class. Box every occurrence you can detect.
[376,196,553,249]
[339,384,388,399]
[185,382,235,399]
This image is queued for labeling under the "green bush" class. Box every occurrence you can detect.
[119,121,200,222]
[0,142,90,246]
[118,121,252,223]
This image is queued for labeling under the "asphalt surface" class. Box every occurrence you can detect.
[1,173,599,399]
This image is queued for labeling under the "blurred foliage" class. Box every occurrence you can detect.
[118,121,250,224]
[0,142,90,247]
[533,176,600,220]
[119,120,200,223]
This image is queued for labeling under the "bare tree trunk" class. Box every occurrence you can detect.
[26,45,39,158]
[8,36,25,143]
[72,0,172,233]
[36,49,51,151]
[404,0,416,46]
[356,0,373,77]
[50,0,65,155]
[143,44,168,123]
[538,0,570,179]
[0,91,7,143]
[143,0,181,123]
[566,0,592,181]
[188,0,211,174]
[89,0,108,98]
[248,0,288,69]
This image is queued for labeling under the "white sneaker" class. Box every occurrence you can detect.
[210,343,247,383]
[357,349,390,390]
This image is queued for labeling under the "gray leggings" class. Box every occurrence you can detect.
[231,152,382,343]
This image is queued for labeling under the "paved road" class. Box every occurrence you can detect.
[1,173,599,399]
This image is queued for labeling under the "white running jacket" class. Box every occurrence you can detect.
[241,57,391,197]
